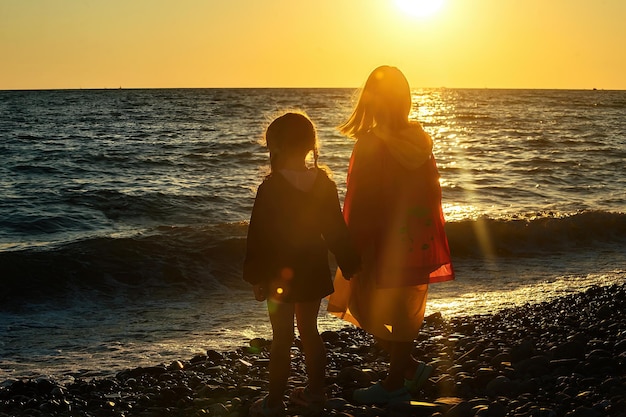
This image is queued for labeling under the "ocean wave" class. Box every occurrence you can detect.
[0,224,248,307]
[1,211,624,307]
[446,210,626,257]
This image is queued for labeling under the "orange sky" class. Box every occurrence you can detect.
[1,0,625,90]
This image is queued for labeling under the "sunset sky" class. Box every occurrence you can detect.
[1,0,625,90]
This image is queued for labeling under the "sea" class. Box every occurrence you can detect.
[1,88,625,384]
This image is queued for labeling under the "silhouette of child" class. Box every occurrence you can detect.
[328,66,455,405]
[244,111,360,416]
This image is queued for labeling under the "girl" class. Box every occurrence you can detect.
[328,66,455,405]
[244,111,360,416]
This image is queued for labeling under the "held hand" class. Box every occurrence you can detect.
[342,265,362,281]
[342,270,359,281]
[253,284,267,302]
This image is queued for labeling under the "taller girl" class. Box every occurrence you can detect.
[329,66,455,404]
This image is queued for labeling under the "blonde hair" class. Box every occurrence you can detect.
[264,111,319,172]
[339,66,412,138]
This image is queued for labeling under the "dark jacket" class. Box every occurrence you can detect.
[243,169,360,302]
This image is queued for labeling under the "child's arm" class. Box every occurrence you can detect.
[321,179,361,279]
[243,183,274,297]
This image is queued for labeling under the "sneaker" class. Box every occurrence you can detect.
[289,386,326,413]
[249,396,286,417]
[353,382,411,405]
[404,361,433,393]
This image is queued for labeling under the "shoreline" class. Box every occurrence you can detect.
[1,284,624,417]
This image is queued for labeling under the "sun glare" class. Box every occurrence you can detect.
[395,0,445,18]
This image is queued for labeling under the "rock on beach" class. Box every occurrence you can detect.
[1,284,625,417]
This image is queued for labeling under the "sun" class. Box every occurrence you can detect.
[394,0,445,18]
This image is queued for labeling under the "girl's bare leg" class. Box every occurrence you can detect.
[375,337,419,390]
[295,299,326,397]
[267,300,295,407]
[383,340,414,391]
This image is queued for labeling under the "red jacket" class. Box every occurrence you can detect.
[344,135,454,287]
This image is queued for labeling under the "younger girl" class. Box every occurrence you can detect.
[244,111,360,416]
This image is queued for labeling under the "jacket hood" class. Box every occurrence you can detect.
[278,168,319,192]
[371,123,433,170]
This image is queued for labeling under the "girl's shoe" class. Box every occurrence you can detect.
[404,361,433,393]
[353,382,411,405]
[290,386,326,412]
[249,396,286,417]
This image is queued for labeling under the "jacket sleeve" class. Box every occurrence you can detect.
[321,177,361,278]
[343,139,383,252]
[243,182,275,285]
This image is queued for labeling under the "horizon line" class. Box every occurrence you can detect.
[1,86,622,92]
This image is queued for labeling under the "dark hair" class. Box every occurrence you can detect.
[264,112,319,171]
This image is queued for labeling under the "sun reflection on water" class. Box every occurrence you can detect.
[425,271,625,318]
[441,203,481,222]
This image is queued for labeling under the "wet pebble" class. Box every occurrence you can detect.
[1,284,625,417]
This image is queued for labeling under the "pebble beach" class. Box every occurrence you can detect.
[2,88,625,400]
[1,283,624,417]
